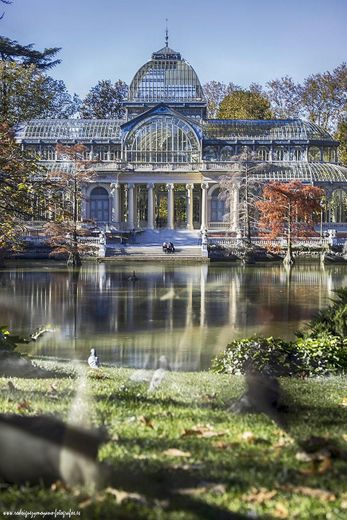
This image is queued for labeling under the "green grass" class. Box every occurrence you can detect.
[0,361,346,519]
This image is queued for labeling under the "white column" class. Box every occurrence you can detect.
[133,185,138,228]
[110,183,120,224]
[147,183,154,230]
[127,183,134,229]
[201,183,208,229]
[186,183,194,230]
[166,183,174,230]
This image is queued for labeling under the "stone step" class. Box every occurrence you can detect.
[106,246,202,258]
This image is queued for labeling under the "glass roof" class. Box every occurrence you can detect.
[203,119,334,142]
[128,46,205,104]
[17,120,124,141]
[212,162,347,183]
[37,160,347,184]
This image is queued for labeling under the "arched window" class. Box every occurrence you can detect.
[89,187,109,222]
[273,146,287,161]
[126,116,200,164]
[220,146,235,161]
[323,147,334,163]
[330,190,347,223]
[309,147,321,162]
[203,146,218,161]
[291,147,303,161]
[257,147,269,161]
[210,188,226,222]
[41,145,56,161]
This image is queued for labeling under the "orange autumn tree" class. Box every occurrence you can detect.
[256,180,324,265]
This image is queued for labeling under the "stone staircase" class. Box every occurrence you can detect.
[103,229,207,262]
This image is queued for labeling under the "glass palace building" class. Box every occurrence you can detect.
[17,42,347,232]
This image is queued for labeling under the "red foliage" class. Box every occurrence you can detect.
[256,181,324,239]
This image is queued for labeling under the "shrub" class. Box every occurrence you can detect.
[299,288,347,339]
[296,333,347,376]
[211,336,302,376]
[0,326,20,352]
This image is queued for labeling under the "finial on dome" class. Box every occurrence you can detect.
[165,18,169,47]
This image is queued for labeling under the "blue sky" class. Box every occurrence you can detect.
[1,0,346,98]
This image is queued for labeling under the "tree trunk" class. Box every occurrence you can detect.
[283,200,294,266]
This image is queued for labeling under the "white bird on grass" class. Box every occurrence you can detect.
[88,348,100,369]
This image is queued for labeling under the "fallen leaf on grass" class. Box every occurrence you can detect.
[181,425,226,439]
[162,448,191,458]
[17,400,31,412]
[105,487,147,505]
[273,433,294,449]
[272,503,289,519]
[138,415,155,429]
[299,457,332,476]
[242,487,277,504]
[342,434,347,442]
[241,431,256,444]
[341,398,347,407]
[212,440,239,450]
[282,485,336,501]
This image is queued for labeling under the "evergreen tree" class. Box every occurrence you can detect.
[0,36,61,69]
[80,80,128,119]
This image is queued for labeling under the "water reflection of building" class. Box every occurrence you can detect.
[16,37,347,232]
[1,265,347,369]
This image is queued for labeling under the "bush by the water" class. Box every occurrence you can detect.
[212,336,302,376]
[212,334,347,377]
[296,333,347,376]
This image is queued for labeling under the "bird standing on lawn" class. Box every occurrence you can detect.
[88,348,100,369]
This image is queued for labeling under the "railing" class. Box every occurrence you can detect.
[208,237,333,250]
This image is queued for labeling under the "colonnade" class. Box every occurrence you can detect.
[103,182,214,230]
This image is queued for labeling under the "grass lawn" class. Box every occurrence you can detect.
[0,361,346,519]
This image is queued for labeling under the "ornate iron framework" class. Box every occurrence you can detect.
[125,115,200,163]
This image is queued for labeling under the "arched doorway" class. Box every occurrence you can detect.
[89,187,109,222]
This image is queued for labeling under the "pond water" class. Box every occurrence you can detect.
[1,262,347,371]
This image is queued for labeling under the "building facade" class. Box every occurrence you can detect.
[17,42,347,233]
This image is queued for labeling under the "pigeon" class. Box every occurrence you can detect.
[230,372,287,428]
[0,413,107,488]
[88,348,100,369]
[148,356,171,392]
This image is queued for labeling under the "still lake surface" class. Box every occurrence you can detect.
[1,261,347,371]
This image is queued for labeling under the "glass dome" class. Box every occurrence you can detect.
[128,45,205,103]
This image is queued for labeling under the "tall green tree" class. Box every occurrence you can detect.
[0,122,46,260]
[80,79,128,119]
[218,90,274,120]
[0,62,79,124]
[203,81,240,118]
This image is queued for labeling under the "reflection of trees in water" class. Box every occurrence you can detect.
[0,264,346,363]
